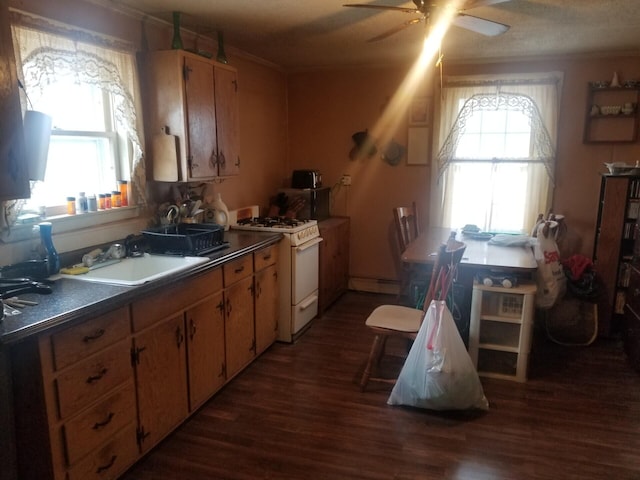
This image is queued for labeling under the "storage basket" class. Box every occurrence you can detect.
[142,223,226,256]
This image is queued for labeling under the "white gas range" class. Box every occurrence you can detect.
[229,206,322,342]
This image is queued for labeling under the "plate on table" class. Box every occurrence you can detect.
[468,232,494,241]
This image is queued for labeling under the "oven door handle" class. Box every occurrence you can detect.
[295,237,323,252]
[299,295,318,310]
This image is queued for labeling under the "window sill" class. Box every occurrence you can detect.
[2,206,141,243]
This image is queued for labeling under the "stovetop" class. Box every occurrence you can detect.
[234,216,316,231]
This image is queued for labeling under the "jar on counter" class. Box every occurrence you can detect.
[66,197,76,215]
[111,190,121,208]
[118,180,128,206]
[98,194,106,210]
[104,193,112,209]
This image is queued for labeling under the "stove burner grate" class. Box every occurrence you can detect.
[237,217,310,229]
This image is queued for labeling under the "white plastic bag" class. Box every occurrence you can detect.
[387,300,489,411]
[533,221,566,309]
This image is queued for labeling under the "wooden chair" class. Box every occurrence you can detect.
[360,239,466,391]
[393,202,419,253]
[393,203,420,302]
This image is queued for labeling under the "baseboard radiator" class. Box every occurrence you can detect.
[348,277,399,295]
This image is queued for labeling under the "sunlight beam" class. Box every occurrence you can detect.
[357,1,464,162]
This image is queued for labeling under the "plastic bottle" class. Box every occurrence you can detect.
[112,190,121,208]
[118,180,129,206]
[76,192,88,214]
[39,222,60,275]
[87,195,98,212]
[66,197,76,215]
[212,193,230,231]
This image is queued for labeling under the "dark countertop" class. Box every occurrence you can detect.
[0,230,282,345]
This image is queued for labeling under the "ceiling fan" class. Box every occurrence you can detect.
[343,0,512,42]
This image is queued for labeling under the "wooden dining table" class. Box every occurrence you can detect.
[400,227,538,346]
[401,227,537,272]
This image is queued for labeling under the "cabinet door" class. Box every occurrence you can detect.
[0,0,29,200]
[186,292,226,410]
[185,55,218,179]
[214,65,240,176]
[133,314,188,452]
[225,276,255,378]
[255,264,279,355]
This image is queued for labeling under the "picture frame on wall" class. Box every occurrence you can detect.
[407,127,430,165]
[409,97,430,126]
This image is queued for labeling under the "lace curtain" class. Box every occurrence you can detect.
[10,13,146,207]
[430,72,563,231]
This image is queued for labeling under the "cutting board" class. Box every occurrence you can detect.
[152,133,180,181]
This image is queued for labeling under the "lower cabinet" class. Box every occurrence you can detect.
[11,306,136,480]
[11,244,280,480]
[133,313,189,453]
[186,292,226,410]
[318,217,350,315]
[224,255,255,379]
[254,244,279,355]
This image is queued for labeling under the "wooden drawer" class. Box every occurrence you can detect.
[67,423,138,480]
[63,381,137,465]
[254,244,279,271]
[223,255,253,286]
[52,306,130,371]
[56,339,133,419]
[131,267,223,332]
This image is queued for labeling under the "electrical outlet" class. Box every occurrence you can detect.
[341,174,352,186]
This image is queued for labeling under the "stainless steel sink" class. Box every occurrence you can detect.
[59,253,209,286]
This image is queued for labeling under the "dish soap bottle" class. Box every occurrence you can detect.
[39,222,60,275]
[212,193,229,231]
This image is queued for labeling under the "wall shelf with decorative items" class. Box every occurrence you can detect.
[583,83,640,143]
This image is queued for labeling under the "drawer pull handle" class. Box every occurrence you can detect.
[234,265,245,273]
[83,329,105,343]
[86,368,108,384]
[96,455,117,474]
[262,254,272,261]
[92,412,114,430]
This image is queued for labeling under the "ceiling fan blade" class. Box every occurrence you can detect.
[453,13,509,36]
[367,17,424,42]
[343,4,419,14]
[462,0,512,10]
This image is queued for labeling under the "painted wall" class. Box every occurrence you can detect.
[288,55,640,285]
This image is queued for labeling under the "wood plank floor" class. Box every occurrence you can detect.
[122,291,640,480]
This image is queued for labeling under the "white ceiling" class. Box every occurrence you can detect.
[107,0,640,70]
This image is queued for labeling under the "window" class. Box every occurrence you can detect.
[27,82,120,213]
[433,74,562,234]
[11,18,145,218]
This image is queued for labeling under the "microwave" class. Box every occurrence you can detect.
[277,187,330,221]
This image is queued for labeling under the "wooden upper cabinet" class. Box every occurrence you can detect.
[214,65,240,176]
[0,0,30,200]
[140,49,240,182]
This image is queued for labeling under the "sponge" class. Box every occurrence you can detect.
[60,266,90,275]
